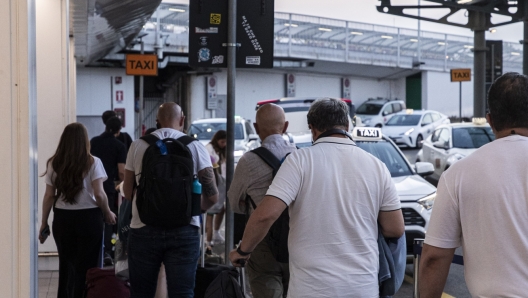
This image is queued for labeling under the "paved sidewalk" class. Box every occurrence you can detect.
[38,271,58,298]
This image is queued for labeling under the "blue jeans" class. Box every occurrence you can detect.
[128,224,200,298]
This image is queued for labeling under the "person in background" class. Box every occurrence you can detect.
[90,116,127,265]
[229,98,404,298]
[419,72,528,297]
[39,123,116,298]
[102,110,133,152]
[205,130,227,249]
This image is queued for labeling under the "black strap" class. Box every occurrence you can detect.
[140,134,196,146]
[251,147,281,176]
[315,128,353,141]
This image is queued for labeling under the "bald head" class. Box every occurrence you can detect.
[157,102,185,130]
[254,103,288,141]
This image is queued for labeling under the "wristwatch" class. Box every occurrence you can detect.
[236,245,252,256]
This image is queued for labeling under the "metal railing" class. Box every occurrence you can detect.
[124,3,523,73]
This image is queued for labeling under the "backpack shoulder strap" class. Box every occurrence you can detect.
[251,147,281,177]
[177,135,197,146]
[140,134,160,146]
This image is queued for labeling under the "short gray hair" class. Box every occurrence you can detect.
[307,98,349,132]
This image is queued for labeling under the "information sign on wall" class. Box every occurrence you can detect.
[116,90,124,103]
[342,78,351,99]
[207,76,218,109]
[286,74,296,97]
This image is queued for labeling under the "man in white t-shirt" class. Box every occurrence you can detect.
[123,102,218,298]
[419,72,528,297]
[229,98,404,298]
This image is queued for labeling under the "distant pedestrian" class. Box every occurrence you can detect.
[39,123,116,298]
[228,103,295,298]
[90,116,127,264]
[419,72,528,297]
[205,130,227,248]
[123,102,218,297]
[229,98,404,298]
[102,110,133,152]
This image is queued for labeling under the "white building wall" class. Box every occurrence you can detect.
[188,70,405,124]
[423,70,474,118]
[76,67,135,138]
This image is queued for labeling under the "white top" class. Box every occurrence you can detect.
[425,135,528,297]
[45,157,108,210]
[266,137,401,298]
[125,128,212,228]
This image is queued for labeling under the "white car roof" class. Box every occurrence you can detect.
[392,109,442,116]
[436,122,490,129]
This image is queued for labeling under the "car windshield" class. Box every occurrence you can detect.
[356,141,413,177]
[188,122,244,140]
[356,102,383,115]
[385,114,421,126]
[452,127,495,148]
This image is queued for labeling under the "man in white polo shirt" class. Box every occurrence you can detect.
[419,72,528,297]
[229,98,404,298]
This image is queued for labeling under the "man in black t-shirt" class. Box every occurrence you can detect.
[91,116,127,263]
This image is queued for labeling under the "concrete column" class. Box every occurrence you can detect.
[524,20,528,76]
[0,0,38,296]
[36,0,76,268]
[471,11,487,117]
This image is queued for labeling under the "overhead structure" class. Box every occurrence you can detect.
[377,0,528,117]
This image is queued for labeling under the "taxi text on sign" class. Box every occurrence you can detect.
[450,68,471,82]
[126,54,158,76]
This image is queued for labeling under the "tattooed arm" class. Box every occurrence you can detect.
[198,166,218,211]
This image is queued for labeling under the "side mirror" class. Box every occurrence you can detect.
[415,162,434,176]
[248,133,259,141]
[432,140,449,150]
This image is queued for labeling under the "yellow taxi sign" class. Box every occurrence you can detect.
[405,109,414,114]
[472,117,487,125]
[353,127,382,140]
[451,68,471,82]
[126,54,158,76]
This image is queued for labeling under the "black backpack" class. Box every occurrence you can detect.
[204,268,245,298]
[246,147,291,263]
[136,134,201,228]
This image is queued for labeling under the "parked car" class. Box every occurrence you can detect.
[416,119,495,180]
[382,109,450,148]
[352,127,436,256]
[255,97,357,132]
[188,117,260,162]
[355,99,406,128]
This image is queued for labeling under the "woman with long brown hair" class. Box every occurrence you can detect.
[39,123,116,298]
[205,129,227,249]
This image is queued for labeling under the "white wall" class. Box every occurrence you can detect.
[423,70,474,117]
[188,69,405,123]
[76,67,135,137]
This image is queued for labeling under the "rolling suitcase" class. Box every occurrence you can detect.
[194,215,245,298]
[84,226,130,298]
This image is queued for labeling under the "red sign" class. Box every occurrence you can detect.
[116,91,124,103]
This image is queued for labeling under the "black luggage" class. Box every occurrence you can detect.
[194,215,245,298]
[204,267,245,298]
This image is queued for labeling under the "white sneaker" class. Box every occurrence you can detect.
[212,231,225,244]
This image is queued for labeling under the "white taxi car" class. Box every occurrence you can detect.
[355,99,406,128]
[353,127,436,255]
[188,117,260,162]
[416,119,495,181]
[382,109,450,148]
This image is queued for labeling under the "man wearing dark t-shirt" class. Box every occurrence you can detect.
[91,116,127,263]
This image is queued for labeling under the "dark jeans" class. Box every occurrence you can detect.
[104,191,117,257]
[128,224,200,298]
[53,207,104,298]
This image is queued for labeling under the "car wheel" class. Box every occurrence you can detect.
[375,124,382,128]
[415,135,423,149]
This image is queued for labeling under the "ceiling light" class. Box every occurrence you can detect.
[489,28,497,33]
[319,28,332,32]
[438,42,446,45]
[410,39,418,42]
[351,32,363,35]
[457,0,473,4]
[464,45,474,49]
[168,8,186,12]
[381,35,393,39]
[284,23,298,27]
[512,52,521,56]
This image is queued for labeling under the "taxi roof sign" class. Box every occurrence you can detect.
[353,127,382,141]
[472,117,487,125]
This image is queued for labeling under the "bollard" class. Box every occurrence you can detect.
[413,238,425,298]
